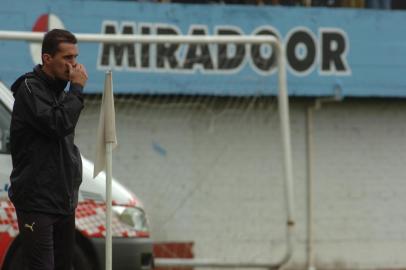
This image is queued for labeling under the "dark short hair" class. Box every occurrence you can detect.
[41,29,77,57]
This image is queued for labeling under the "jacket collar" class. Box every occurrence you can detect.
[33,65,68,94]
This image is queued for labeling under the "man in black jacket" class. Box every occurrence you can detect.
[8,29,88,270]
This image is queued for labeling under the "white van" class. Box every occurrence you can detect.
[0,81,153,270]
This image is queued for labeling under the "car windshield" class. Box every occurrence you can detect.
[0,100,11,154]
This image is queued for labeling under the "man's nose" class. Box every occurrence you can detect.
[68,58,77,66]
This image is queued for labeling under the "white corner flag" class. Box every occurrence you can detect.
[94,70,117,178]
[93,70,117,270]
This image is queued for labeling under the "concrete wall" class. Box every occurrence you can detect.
[75,97,406,269]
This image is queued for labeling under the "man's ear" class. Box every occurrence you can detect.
[42,53,52,65]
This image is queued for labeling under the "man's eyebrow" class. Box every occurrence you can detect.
[64,54,79,57]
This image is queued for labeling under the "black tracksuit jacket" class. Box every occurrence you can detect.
[8,65,84,215]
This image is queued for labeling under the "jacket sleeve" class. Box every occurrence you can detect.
[14,78,84,139]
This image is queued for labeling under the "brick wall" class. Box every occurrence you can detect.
[75,98,406,269]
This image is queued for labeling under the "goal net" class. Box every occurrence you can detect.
[80,94,290,264]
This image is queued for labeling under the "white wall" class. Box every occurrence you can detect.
[76,98,406,269]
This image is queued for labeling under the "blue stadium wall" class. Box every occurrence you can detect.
[0,0,406,97]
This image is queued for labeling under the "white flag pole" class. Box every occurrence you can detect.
[106,142,113,270]
[104,70,116,270]
[94,70,117,270]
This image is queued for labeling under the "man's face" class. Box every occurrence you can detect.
[43,42,78,81]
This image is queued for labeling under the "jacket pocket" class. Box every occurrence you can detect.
[8,144,36,205]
